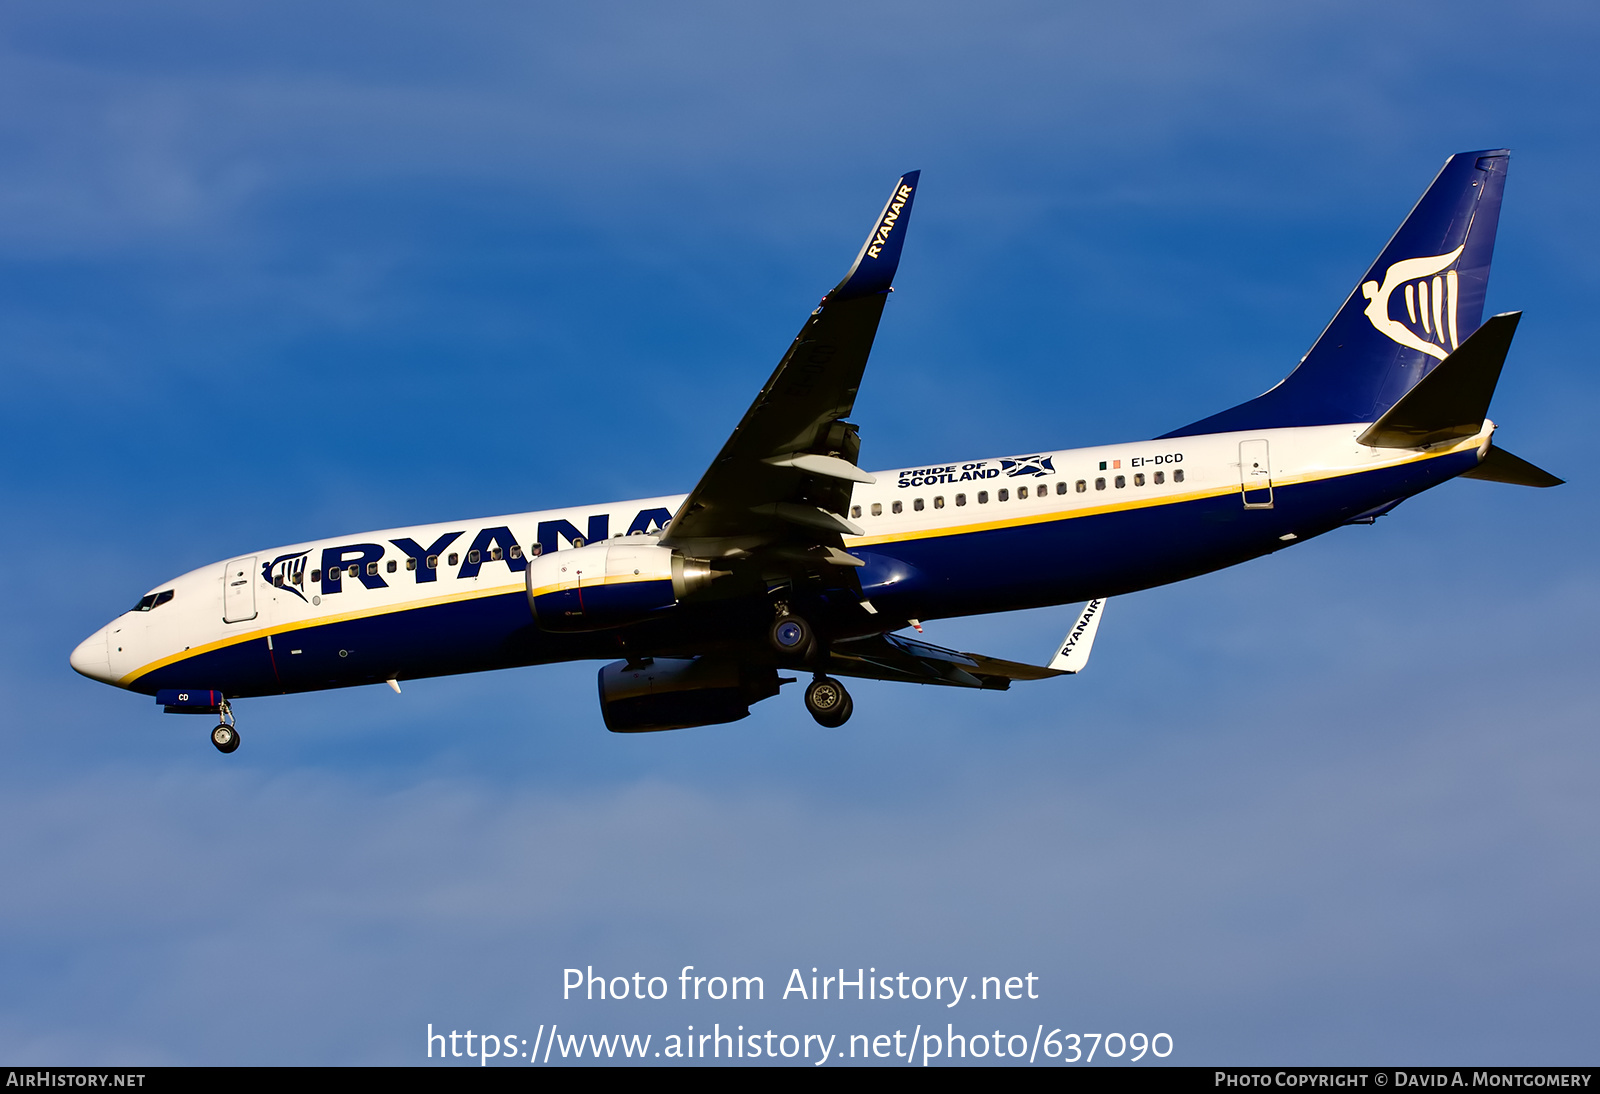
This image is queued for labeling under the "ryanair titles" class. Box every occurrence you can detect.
[866,184,914,259]
[261,507,674,602]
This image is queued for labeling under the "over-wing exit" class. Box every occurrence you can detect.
[70,155,1560,752]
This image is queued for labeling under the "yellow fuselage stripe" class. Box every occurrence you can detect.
[123,442,1472,687]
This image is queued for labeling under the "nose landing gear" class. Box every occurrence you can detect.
[804,675,853,728]
[211,698,240,754]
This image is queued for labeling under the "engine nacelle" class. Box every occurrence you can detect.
[525,541,713,632]
[598,657,781,733]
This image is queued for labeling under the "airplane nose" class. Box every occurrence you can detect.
[70,626,115,684]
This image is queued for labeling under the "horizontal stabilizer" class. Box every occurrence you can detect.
[1048,598,1106,673]
[1460,445,1564,487]
[1358,312,1520,448]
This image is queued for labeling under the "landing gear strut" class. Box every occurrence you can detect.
[805,675,853,728]
[211,698,240,754]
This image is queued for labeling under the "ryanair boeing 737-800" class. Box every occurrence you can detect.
[70,151,1560,752]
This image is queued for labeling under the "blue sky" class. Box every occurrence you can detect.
[2,0,1597,1065]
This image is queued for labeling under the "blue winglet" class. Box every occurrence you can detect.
[831,171,920,300]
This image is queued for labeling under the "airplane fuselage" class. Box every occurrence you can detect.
[71,422,1491,700]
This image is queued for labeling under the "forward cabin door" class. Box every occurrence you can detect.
[1239,439,1274,509]
[223,557,258,623]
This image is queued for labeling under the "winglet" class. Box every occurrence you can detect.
[1048,598,1106,674]
[831,171,920,300]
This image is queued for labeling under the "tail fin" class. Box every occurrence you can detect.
[1163,150,1509,438]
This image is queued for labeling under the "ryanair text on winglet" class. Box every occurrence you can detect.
[865,184,914,259]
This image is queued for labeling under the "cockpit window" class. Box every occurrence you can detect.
[132,589,175,612]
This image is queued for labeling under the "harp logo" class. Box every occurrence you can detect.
[1360,245,1466,361]
[262,551,311,602]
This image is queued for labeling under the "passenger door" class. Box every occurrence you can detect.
[223,557,258,623]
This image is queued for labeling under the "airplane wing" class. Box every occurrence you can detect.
[823,600,1108,690]
[826,630,1059,690]
[659,172,920,569]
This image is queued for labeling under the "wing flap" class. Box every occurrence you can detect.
[826,630,1065,690]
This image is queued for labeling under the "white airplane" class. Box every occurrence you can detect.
[70,153,1559,753]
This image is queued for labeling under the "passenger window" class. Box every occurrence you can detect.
[851,505,862,518]
[406,558,418,571]
[448,553,459,566]
[571,537,585,548]
[1057,481,1068,495]
[365,562,378,576]
[273,575,285,588]
[934,496,945,509]
[529,544,543,557]
[1174,469,1185,483]
[490,547,503,561]
[467,550,481,564]
[892,500,903,514]
[1154,471,1164,484]
[1115,475,1126,488]
[871,503,882,516]
[328,568,341,582]
[347,564,360,577]
[978,491,989,504]
[425,555,438,569]
[386,560,397,573]
[1017,486,1028,499]
[955,493,967,506]
[509,545,523,560]
[311,569,323,582]
[998,488,1009,502]
[1134,473,1145,487]
[913,498,924,512]
[1095,478,1106,491]
[1076,480,1086,493]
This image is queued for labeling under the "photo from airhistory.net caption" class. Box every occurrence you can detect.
[404,965,1591,1071]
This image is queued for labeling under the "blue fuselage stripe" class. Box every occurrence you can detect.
[132,451,1476,697]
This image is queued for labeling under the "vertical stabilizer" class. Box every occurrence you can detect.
[1163,150,1509,438]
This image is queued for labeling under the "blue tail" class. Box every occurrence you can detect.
[1162,150,1509,438]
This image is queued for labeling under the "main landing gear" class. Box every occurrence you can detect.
[211,698,240,754]
[804,675,853,728]
[769,611,816,664]
[769,603,849,725]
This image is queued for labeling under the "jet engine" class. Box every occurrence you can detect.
[525,541,714,632]
[597,657,781,732]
